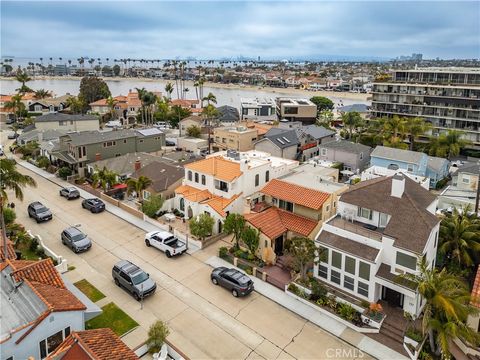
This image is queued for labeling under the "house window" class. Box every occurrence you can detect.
[39,330,64,358]
[318,265,328,279]
[139,139,144,143]
[103,141,116,147]
[387,164,399,170]
[359,262,370,280]
[330,269,341,285]
[188,171,192,181]
[201,175,206,185]
[265,170,270,182]
[345,256,356,275]
[357,207,372,220]
[124,139,127,144]
[143,190,151,200]
[358,281,369,297]
[64,327,70,337]
[179,198,185,211]
[70,120,74,125]
[279,199,293,212]
[326,205,330,212]
[407,164,414,172]
[318,245,328,263]
[331,251,342,269]
[34,104,43,112]
[379,213,388,228]
[396,251,417,270]
[59,121,65,126]
[462,177,470,184]
[321,148,327,156]
[195,173,199,183]
[344,275,355,291]
[255,174,259,186]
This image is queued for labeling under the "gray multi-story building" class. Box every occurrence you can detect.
[371,67,480,146]
[52,128,165,176]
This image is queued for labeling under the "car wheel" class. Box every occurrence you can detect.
[145,239,151,247]
[211,278,218,285]
[62,239,66,245]
[28,213,32,218]
[36,218,40,223]
[74,247,80,253]
[114,278,120,286]
[133,292,140,301]
[91,209,95,213]
[165,251,172,258]
[82,203,86,209]
[232,289,239,297]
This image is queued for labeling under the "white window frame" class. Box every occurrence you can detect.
[407,164,414,172]
[321,148,327,156]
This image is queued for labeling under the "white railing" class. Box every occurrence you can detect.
[27,231,68,273]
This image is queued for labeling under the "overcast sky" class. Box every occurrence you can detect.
[1,1,479,60]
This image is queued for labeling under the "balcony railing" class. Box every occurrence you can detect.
[328,216,383,242]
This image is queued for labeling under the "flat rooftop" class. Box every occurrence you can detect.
[281,167,347,194]
[213,150,298,169]
[395,67,480,74]
[240,97,276,106]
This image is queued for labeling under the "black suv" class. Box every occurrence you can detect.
[112,260,156,300]
[82,198,105,213]
[59,187,80,200]
[28,202,53,223]
[211,267,254,297]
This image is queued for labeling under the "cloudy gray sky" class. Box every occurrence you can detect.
[1,1,479,60]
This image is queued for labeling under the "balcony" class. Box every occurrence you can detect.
[328,215,383,242]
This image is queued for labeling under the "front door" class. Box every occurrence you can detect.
[382,286,404,308]
[274,236,284,256]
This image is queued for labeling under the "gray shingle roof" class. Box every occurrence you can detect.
[371,146,424,164]
[317,230,379,262]
[89,152,162,176]
[302,125,335,140]
[216,105,240,122]
[131,161,184,192]
[427,156,449,173]
[321,140,371,154]
[457,162,480,175]
[18,129,67,143]
[64,130,137,145]
[263,128,299,149]
[35,113,99,123]
[338,104,369,113]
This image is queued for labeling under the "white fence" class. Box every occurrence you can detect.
[27,231,68,273]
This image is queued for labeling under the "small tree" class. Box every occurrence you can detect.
[242,227,260,257]
[223,213,246,249]
[3,207,16,225]
[146,320,170,354]
[285,237,317,281]
[186,125,201,138]
[142,195,164,218]
[58,166,73,180]
[310,96,334,113]
[36,156,50,169]
[189,213,214,242]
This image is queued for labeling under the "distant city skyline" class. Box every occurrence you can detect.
[1,1,479,60]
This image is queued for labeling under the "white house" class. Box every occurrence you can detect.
[0,259,99,360]
[174,150,298,234]
[314,174,440,317]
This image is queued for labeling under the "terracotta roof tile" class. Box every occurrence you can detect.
[245,207,317,239]
[471,266,480,308]
[184,156,242,182]
[0,239,17,262]
[261,179,330,210]
[32,281,86,312]
[205,193,241,217]
[175,185,240,217]
[47,328,139,360]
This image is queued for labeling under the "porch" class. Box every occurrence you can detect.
[327,215,384,242]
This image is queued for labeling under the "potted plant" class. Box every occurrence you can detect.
[361,302,385,328]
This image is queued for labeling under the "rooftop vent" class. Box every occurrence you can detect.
[277,139,285,145]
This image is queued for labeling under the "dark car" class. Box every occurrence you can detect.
[27,202,53,223]
[81,198,105,213]
[112,260,157,301]
[61,226,92,253]
[211,267,254,297]
[59,186,80,200]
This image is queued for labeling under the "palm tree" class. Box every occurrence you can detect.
[91,167,118,192]
[384,115,408,141]
[15,70,33,93]
[202,92,217,107]
[126,176,152,202]
[4,94,25,122]
[341,111,363,139]
[399,257,480,357]
[34,89,52,99]
[106,96,117,120]
[439,206,480,268]
[65,96,84,114]
[406,117,432,150]
[429,130,471,159]
[0,158,37,259]
[164,82,174,100]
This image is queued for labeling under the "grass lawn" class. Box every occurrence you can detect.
[85,302,139,336]
[74,279,106,302]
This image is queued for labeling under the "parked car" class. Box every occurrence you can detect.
[6,117,15,125]
[61,226,92,253]
[210,267,254,297]
[144,230,187,257]
[59,186,80,200]
[112,260,156,300]
[81,198,106,213]
[27,202,53,223]
[7,132,19,139]
[0,145,4,156]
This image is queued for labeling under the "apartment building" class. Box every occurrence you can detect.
[314,175,440,317]
[371,68,480,146]
[240,98,277,121]
[213,126,259,152]
[174,150,298,234]
[276,97,317,124]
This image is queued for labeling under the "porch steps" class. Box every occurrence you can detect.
[380,318,405,345]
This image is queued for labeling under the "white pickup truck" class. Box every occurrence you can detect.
[145,230,187,258]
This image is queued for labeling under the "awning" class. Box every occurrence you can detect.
[113,183,127,190]
[340,170,354,176]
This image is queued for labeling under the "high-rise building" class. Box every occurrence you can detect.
[371,68,480,146]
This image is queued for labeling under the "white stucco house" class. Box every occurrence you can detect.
[314,174,440,317]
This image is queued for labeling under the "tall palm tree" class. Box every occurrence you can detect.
[384,115,408,140]
[106,96,117,120]
[341,111,363,139]
[399,257,480,357]
[164,82,174,100]
[91,167,118,192]
[439,206,480,268]
[429,130,471,159]
[202,92,217,106]
[4,94,25,122]
[0,158,37,259]
[126,176,152,202]
[34,89,52,99]
[15,70,33,93]
[406,117,433,150]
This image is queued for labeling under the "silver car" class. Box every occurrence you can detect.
[61,226,92,253]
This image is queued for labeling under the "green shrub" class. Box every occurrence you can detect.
[141,195,164,218]
[234,249,243,258]
[326,294,338,310]
[309,280,327,302]
[336,302,358,321]
[29,237,39,252]
[36,156,50,169]
[3,207,16,225]
[406,327,423,342]
[147,320,170,354]
[435,177,449,190]
[360,300,370,309]
[58,166,73,180]
[288,283,299,294]
[219,246,228,258]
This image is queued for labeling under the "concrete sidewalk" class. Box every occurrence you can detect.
[17,160,200,254]
[205,256,408,360]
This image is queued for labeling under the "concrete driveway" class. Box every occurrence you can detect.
[10,165,368,360]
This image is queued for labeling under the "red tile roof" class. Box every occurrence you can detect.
[175,184,240,216]
[0,239,17,262]
[261,179,330,210]
[184,156,242,182]
[245,207,318,239]
[47,328,139,360]
[471,266,480,309]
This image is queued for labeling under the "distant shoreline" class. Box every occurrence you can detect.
[0,76,369,102]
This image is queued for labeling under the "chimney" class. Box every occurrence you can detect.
[134,159,141,171]
[391,174,405,198]
[95,153,101,161]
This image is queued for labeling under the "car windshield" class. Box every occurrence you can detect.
[71,233,86,242]
[36,206,49,213]
[132,272,149,285]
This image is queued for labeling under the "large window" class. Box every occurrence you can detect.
[331,251,342,269]
[39,327,70,359]
[284,106,298,114]
[194,173,199,183]
[345,256,356,275]
[357,207,373,220]
[318,265,328,279]
[255,174,259,186]
[279,199,294,212]
[358,281,369,297]
[359,262,370,280]
[188,171,192,181]
[201,175,206,185]
[330,270,341,285]
[318,245,329,263]
[396,251,417,270]
[344,275,355,291]
[265,170,270,182]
